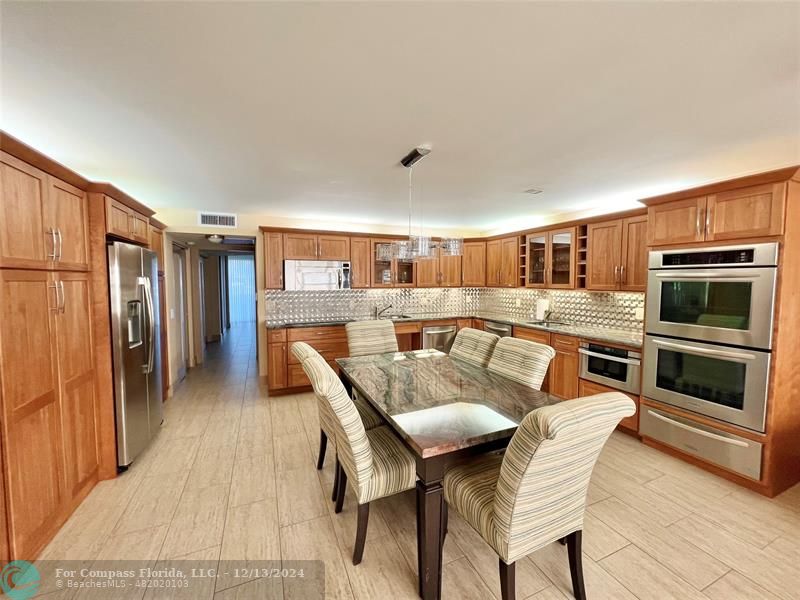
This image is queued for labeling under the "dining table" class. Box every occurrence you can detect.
[336,348,562,600]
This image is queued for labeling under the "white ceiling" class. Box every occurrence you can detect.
[2,2,799,234]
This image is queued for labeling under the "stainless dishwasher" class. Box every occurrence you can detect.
[484,321,512,337]
[422,325,457,352]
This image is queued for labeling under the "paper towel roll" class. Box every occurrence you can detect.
[535,299,550,320]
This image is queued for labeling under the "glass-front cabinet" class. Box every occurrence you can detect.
[371,239,416,287]
[526,227,576,288]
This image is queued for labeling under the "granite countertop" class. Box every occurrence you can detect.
[336,350,562,458]
[267,311,643,348]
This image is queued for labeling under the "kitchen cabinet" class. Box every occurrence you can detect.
[417,248,462,287]
[268,326,350,392]
[350,237,371,288]
[1,152,89,271]
[461,241,486,287]
[371,239,415,287]
[263,232,284,289]
[283,232,350,260]
[579,378,639,434]
[104,196,149,245]
[587,217,647,291]
[486,236,518,287]
[648,184,785,246]
[526,227,576,289]
[550,334,579,399]
[267,328,288,390]
[0,445,8,563]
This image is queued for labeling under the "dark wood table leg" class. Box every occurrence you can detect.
[416,477,444,600]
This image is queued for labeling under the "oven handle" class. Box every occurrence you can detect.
[655,271,762,280]
[578,348,641,365]
[651,339,756,361]
[646,410,750,448]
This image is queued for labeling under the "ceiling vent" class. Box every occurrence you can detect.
[198,212,237,228]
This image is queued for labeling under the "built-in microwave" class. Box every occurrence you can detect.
[283,260,351,290]
[645,243,778,350]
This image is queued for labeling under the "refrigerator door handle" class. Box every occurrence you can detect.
[139,276,156,374]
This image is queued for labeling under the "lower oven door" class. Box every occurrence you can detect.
[640,406,762,480]
[643,335,770,432]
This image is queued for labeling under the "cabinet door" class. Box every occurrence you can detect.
[371,240,395,287]
[317,234,350,260]
[0,152,50,268]
[706,183,785,241]
[647,197,706,246]
[461,241,486,287]
[485,240,501,286]
[0,442,8,563]
[579,378,639,433]
[0,270,64,558]
[268,343,287,389]
[105,196,133,239]
[550,335,580,399]
[283,232,318,259]
[350,237,371,288]
[586,219,623,290]
[549,228,576,289]
[526,233,547,287]
[263,232,284,289]
[440,253,462,287]
[416,251,439,287]
[54,273,98,497]
[393,257,416,287]
[620,216,648,291]
[149,227,164,272]
[132,213,150,245]
[45,177,90,271]
[500,237,519,287]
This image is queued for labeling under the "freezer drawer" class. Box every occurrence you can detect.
[640,405,762,480]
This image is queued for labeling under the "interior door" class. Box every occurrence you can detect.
[54,272,98,497]
[0,270,64,558]
[587,220,623,290]
[45,176,90,271]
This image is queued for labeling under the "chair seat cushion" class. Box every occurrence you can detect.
[443,454,505,557]
[354,391,384,430]
[357,426,416,503]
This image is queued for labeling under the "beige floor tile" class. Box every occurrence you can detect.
[581,512,629,561]
[144,545,220,600]
[597,442,665,484]
[524,586,569,600]
[703,570,781,600]
[217,499,281,591]
[269,397,306,438]
[644,473,733,513]
[585,480,612,506]
[160,484,229,559]
[587,497,728,590]
[441,556,495,600]
[764,535,800,564]
[328,494,391,557]
[185,443,237,491]
[598,544,711,600]
[114,474,188,535]
[280,516,354,600]
[277,465,329,527]
[213,578,283,600]
[274,432,314,472]
[147,436,202,477]
[342,533,419,599]
[235,422,273,460]
[229,452,277,507]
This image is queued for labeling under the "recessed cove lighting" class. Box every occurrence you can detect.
[524,188,543,195]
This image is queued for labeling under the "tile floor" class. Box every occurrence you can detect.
[37,323,800,599]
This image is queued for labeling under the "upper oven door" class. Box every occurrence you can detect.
[643,335,770,432]
[645,266,777,349]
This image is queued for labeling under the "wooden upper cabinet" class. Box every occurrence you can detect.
[416,252,439,287]
[0,270,65,559]
[131,213,149,245]
[317,234,350,260]
[1,152,89,271]
[440,253,462,287]
[149,226,165,272]
[647,197,706,246]
[706,183,785,241]
[548,228,576,288]
[485,240,501,286]
[263,232,284,289]
[526,233,547,288]
[105,196,149,244]
[620,215,648,291]
[500,237,519,287]
[586,219,623,290]
[350,237,371,288]
[461,241,486,287]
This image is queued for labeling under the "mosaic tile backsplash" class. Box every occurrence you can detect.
[265,288,645,330]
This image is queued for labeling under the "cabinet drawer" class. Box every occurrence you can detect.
[288,360,338,388]
[552,334,579,352]
[268,328,287,343]
[287,325,347,342]
[578,378,639,432]
[394,321,421,335]
[514,327,551,346]
[287,339,349,364]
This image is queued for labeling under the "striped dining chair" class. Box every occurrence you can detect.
[487,336,556,391]
[345,319,399,357]
[293,342,416,565]
[442,393,636,600]
[449,327,500,367]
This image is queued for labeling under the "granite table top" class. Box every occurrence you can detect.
[336,350,562,458]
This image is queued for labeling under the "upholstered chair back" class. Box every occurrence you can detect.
[345,319,400,357]
[449,328,500,367]
[487,336,556,390]
[493,392,635,563]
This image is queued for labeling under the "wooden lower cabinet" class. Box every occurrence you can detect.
[549,334,579,399]
[269,325,350,392]
[578,378,639,433]
[0,444,8,563]
[267,341,287,389]
[0,270,96,559]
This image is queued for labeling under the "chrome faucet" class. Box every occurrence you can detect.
[375,303,394,319]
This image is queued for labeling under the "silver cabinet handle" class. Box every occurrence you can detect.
[47,228,58,259]
[613,265,619,282]
[651,338,756,361]
[705,205,712,236]
[56,228,63,260]
[620,265,626,284]
[647,410,750,448]
[58,280,65,313]
[696,209,702,237]
[578,347,641,365]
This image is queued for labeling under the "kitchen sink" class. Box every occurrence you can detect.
[382,314,413,320]
[526,319,570,327]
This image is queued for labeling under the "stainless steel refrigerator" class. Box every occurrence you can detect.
[108,240,163,468]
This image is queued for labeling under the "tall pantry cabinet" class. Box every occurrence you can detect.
[0,149,99,559]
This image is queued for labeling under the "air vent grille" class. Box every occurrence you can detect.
[198,212,237,228]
